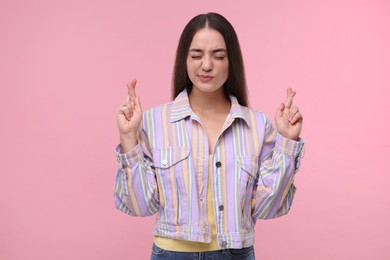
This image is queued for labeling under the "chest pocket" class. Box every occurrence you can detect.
[152,147,191,169]
[237,156,259,180]
[152,147,191,225]
[237,156,260,207]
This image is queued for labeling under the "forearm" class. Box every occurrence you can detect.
[252,152,296,219]
[274,182,297,218]
[114,144,160,217]
[252,134,304,219]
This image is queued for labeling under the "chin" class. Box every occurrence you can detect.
[193,82,223,92]
[195,86,222,94]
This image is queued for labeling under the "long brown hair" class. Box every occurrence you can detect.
[172,13,248,107]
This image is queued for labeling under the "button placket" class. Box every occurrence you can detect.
[213,156,225,236]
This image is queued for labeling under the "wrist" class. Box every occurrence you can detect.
[119,131,137,139]
[119,132,138,153]
[278,132,299,141]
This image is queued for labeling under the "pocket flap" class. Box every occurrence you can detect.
[153,147,191,169]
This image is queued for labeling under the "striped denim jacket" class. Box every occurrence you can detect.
[114,90,305,249]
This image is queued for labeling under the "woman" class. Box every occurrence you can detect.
[115,13,304,259]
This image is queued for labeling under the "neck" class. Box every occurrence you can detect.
[188,87,231,114]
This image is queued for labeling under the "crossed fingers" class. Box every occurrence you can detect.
[120,79,137,121]
[284,88,302,124]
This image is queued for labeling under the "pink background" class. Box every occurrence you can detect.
[1,0,389,259]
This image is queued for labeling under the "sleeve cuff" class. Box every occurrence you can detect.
[114,143,144,167]
[275,133,305,158]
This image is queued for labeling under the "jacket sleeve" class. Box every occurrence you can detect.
[113,123,160,217]
[251,115,305,220]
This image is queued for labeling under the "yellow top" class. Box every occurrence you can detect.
[153,155,219,252]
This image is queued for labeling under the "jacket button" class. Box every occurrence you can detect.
[215,161,222,168]
[221,241,227,247]
[218,205,224,211]
[162,159,168,166]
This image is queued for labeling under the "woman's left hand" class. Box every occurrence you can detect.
[275,88,303,140]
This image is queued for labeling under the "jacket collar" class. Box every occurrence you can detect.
[170,89,250,126]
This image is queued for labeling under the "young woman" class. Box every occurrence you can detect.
[115,13,304,260]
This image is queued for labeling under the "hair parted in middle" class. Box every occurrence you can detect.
[172,12,248,107]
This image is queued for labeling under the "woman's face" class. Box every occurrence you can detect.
[186,28,229,94]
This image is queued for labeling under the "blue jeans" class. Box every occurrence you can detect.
[150,243,256,259]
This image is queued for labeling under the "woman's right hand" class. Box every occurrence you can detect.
[116,79,143,152]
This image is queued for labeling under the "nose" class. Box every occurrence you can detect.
[201,56,213,72]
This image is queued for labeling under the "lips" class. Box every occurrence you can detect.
[198,75,214,82]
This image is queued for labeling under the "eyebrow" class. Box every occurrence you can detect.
[189,48,227,53]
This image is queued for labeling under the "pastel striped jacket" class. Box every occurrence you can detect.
[114,90,305,249]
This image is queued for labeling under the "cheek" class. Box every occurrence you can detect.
[186,66,193,79]
[222,63,229,79]
[186,59,192,72]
